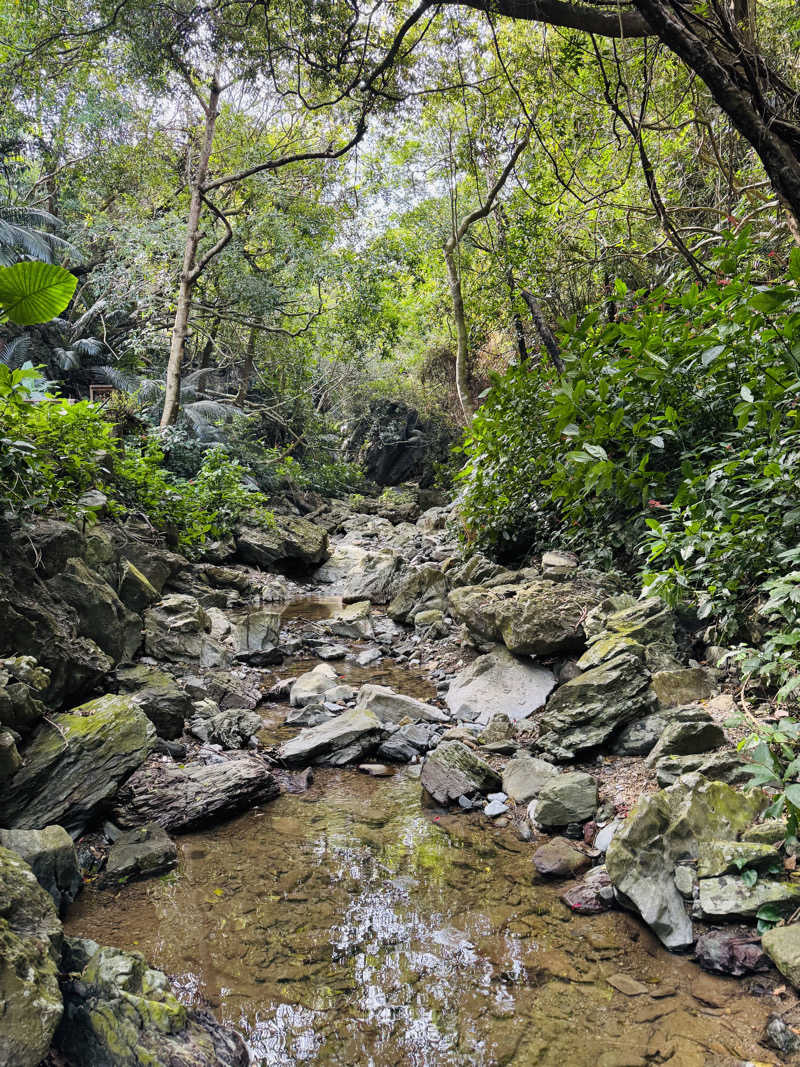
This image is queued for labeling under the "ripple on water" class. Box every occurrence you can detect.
[66,769,778,1066]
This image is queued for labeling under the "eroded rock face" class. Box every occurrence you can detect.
[0,695,155,836]
[419,741,502,805]
[56,939,249,1067]
[605,773,766,950]
[112,755,279,833]
[0,825,81,912]
[0,845,63,1067]
[236,515,329,570]
[144,594,227,666]
[117,664,193,740]
[47,557,142,663]
[446,646,556,725]
[388,565,448,623]
[535,652,655,762]
[279,707,386,766]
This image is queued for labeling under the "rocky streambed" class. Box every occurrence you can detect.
[2,485,800,1064]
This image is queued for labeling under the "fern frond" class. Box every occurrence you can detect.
[0,335,31,369]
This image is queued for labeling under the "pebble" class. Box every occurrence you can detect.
[484,799,510,817]
[607,973,649,996]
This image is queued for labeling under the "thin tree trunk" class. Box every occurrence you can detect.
[495,205,529,363]
[236,326,257,406]
[521,290,565,373]
[443,240,474,421]
[161,77,222,428]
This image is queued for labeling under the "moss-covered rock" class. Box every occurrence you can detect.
[0,825,81,912]
[762,924,800,989]
[696,839,779,878]
[117,664,193,740]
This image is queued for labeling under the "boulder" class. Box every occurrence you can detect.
[377,723,440,762]
[446,646,556,724]
[645,717,726,766]
[699,876,800,920]
[0,656,49,735]
[610,713,667,757]
[279,707,386,766]
[541,550,579,578]
[235,515,329,569]
[324,600,375,640]
[694,927,769,976]
[576,633,645,672]
[290,663,339,707]
[143,594,227,666]
[696,839,779,877]
[117,664,193,740]
[83,527,117,582]
[0,825,81,912]
[448,553,517,589]
[355,683,449,724]
[119,543,185,594]
[0,729,21,778]
[117,559,160,614]
[651,667,717,709]
[343,549,403,604]
[495,578,610,657]
[388,565,448,623]
[56,939,249,1067]
[47,557,142,662]
[654,750,754,789]
[25,518,85,577]
[533,837,591,878]
[103,823,178,885]
[502,755,559,803]
[187,707,263,748]
[203,669,264,711]
[112,755,279,832]
[530,772,598,829]
[0,845,63,1067]
[605,773,766,949]
[535,652,656,761]
[234,608,281,654]
[285,703,334,728]
[761,924,800,988]
[420,741,502,805]
[0,694,155,836]
[561,865,615,914]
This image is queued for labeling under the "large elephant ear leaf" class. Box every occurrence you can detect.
[0,261,78,325]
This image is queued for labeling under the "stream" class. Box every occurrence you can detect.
[64,597,782,1065]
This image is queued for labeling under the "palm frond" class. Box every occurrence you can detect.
[52,347,80,370]
[90,365,141,392]
[0,334,31,369]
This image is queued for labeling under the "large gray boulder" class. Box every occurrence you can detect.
[342,549,403,604]
[388,564,448,623]
[324,600,375,640]
[117,664,193,740]
[103,824,178,886]
[0,825,81,912]
[420,740,502,805]
[47,557,142,662]
[56,939,249,1066]
[290,663,339,707]
[143,594,228,666]
[535,652,655,761]
[0,845,63,1067]
[355,684,449,724]
[0,695,155,836]
[446,646,556,724]
[0,655,49,735]
[605,773,766,949]
[234,608,281,653]
[112,754,279,833]
[235,514,329,569]
[529,772,598,828]
[502,754,559,803]
[279,707,386,766]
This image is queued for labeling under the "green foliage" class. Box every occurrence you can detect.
[0,261,78,325]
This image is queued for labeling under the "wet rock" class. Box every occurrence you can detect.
[561,866,614,914]
[279,706,386,766]
[112,754,279,832]
[420,740,502,805]
[605,774,766,949]
[188,707,263,748]
[117,559,160,614]
[316,642,349,661]
[117,663,193,740]
[285,702,334,728]
[762,924,800,990]
[388,564,448,623]
[235,515,329,569]
[536,652,655,761]
[0,694,155,836]
[56,939,249,1066]
[48,557,142,662]
[290,663,339,707]
[610,713,666,757]
[763,1013,800,1057]
[0,825,80,912]
[0,845,63,1067]
[377,722,440,762]
[645,717,726,766]
[696,839,779,877]
[103,823,178,885]
[533,837,591,878]
[699,875,800,920]
[694,927,769,976]
[446,645,556,724]
[356,683,449,724]
[234,608,281,653]
[144,594,227,666]
[235,645,283,667]
[530,772,598,829]
[356,647,382,666]
[502,754,559,803]
[651,667,717,709]
[325,600,375,641]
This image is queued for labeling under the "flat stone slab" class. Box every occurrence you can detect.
[356,683,449,724]
[420,740,501,805]
[699,875,800,920]
[279,706,385,766]
[446,646,556,724]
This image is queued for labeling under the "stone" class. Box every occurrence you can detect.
[188,707,263,748]
[645,718,726,766]
[325,600,375,640]
[530,772,598,829]
[0,845,63,1067]
[607,973,649,996]
[388,564,448,623]
[143,594,227,666]
[316,642,349,661]
[25,518,86,577]
[536,652,655,761]
[56,939,249,1066]
[112,755,279,833]
[117,664,193,740]
[605,774,767,949]
[343,549,403,604]
[502,754,560,803]
[356,647,382,667]
[103,823,178,885]
[119,543,185,595]
[285,703,334,728]
[561,865,614,914]
[0,694,156,836]
[204,669,263,711]
[484,799,510,817]
[377,723,439,762]
[604,597,676,646]
[355,683,449,724]
[420,741,502,805]
[651,667,717,709]
[654,750,754,789]
[763,1013,800,1057]
[0,656,49,736]
[533,837,591,878]
[0,728,21,778]
[610,713,666,757]
[279,707,386,766]
[234,608,281,653]
[743,819,788,845]
[694,927,769,976]
[699,875,800,920]
[235,515,329,569]
[0,825,81,912]
[594,819,623,853]
[480,713,514,744]
[117,559,160,614]
[47,557,141,662]
[673,865,696,898]
[696,839,779,877]
[446,646,556,724]
[290,663,339,707]
[763,923,800,989]
[541,550,579,577]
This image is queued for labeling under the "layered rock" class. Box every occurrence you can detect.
[279,707,386,766]
[446,646,555,724]
[47,557,142,662]
[0,825,81,912]
[117,663,193,740]
[420,741,501,805]
[103,823,178,885]
[355,684,449,724]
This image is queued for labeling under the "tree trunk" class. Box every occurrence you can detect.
[443,238,475,422]
[160,78,222,428]
[236,327,257,407]
[521,290,564,373]
[495,205,529,363]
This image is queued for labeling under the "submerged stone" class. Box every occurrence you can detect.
[420,741,502,805]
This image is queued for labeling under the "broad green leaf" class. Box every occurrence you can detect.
[0,261,77,326]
